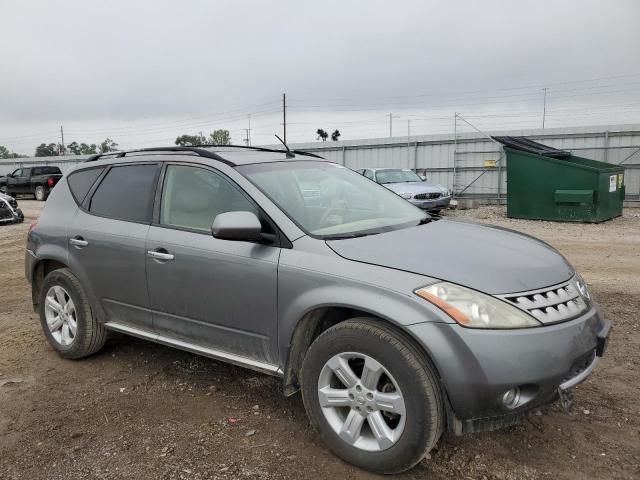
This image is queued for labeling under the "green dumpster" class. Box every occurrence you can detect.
[494,136,625,223]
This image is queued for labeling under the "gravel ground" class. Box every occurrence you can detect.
[1,200,639,480]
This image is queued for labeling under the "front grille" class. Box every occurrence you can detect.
[414,192,442,200]
[500,277,589,324]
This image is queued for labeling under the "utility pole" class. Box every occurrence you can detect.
[542,87,548,129]
[247,114,251,146]
[389,113,393,139]
[199,130,204,144]
[282,93,287,145]
[244,129,250,146]
[60,125,65,154]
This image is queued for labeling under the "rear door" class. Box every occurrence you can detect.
[67,162,160,330]
[145,162,280,365]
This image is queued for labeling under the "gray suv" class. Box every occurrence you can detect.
[25,146,610,474]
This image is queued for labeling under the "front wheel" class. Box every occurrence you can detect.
[301,318,444,474]
[34,185,47,201]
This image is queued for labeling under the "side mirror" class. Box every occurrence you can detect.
[212,211,262,241]
[6,173,13,178]
[420,175,427,181]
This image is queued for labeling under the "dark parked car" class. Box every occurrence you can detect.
[0,192,24,224]
[0,166,63,201]
[25,146,610,474]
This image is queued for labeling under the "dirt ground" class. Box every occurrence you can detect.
[1,200,639,480]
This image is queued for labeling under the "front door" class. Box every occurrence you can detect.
[145,163,280,365]
[7,168,28,194]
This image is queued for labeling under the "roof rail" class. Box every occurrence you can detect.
[192,143,324,159]
[84,144,324,164]
[84,146,233,165]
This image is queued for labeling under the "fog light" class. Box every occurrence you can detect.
[502,388,521,409]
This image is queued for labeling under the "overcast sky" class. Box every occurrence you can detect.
[1,0,639,155]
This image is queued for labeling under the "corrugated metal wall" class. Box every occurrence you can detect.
[2,124,639,199]
[289,124,640,199]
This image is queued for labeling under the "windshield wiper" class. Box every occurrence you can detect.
[417,216,432,225]
[325,231,379,240]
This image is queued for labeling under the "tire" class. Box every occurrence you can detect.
[34,185,47,201]
[301,318,444,474]
[38,268,108,359]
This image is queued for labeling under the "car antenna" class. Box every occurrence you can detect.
[275,134,295,158]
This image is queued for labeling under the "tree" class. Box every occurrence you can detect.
[209,129,231,145]
[0,145,25,159]
[35,143,59,157]
[68,142,98,155]
[99,138,119,153]
[331,129,341,141]
[316,128,328,141]
[67,141,80,155]
[175,134,202,146]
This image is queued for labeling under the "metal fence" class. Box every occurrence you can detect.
[2,123,639,199]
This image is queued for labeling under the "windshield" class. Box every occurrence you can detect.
[237,162,427,238]
[375,169,422,184]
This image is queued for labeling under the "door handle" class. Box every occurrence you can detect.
[147,249,175,261]
[69,236,88,248]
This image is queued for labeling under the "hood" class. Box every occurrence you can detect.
[326,219,574,295]
[383,181,446,195]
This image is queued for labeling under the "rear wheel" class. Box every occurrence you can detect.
[39,268,107,359]
[34,185,47,201]
[301,318,444,474]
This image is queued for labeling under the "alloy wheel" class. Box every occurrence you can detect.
[44,285,77,346]
[317,352,406,452]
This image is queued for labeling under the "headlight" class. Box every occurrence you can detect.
[400,193,412,199]
[574,273,591,302]
[414,282,541,329]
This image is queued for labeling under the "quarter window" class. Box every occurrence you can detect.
[89,164,158,223]
[364,170,374,180]
[68,167,105,204]
[160,165,257,232]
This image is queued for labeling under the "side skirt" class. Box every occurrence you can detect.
[104,322,283,377]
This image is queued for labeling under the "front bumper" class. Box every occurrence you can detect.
[0,204,23,224]
[409,195,451,210]
[407,306,610,433]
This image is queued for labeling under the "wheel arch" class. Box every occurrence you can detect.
[282,305,446,399]
[31,258,68,311]
[30,257,106,322]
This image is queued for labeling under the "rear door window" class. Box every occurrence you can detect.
[67,167,105,204]
[89,164,159,223]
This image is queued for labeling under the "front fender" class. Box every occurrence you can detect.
[276,246,451,367]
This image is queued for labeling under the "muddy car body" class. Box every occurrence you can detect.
[25,146,610,474]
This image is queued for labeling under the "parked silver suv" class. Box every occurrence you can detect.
[25,146,610,474]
